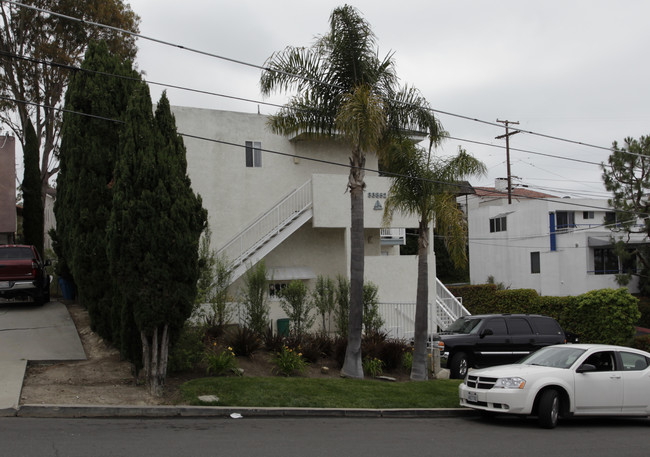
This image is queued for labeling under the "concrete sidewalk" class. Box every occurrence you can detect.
[0,301,86,416]
[0,360,27,416]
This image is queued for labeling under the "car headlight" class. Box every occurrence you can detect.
[494,377,526,389]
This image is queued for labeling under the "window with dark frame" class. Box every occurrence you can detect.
[556,211,575,230]
[594,247,620,275]
[245,141,262,167]
[489,216,507,233]
[531,251,540,274]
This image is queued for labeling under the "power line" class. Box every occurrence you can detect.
[0,50,618,171]
[4,92,640,215]
[4,0,629,157]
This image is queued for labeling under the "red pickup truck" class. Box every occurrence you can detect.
[0,245,51,305]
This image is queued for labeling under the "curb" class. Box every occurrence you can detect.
[16,405,476,419]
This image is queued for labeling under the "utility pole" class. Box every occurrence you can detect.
[496,119,520,204]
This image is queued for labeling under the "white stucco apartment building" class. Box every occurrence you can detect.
[460,179,646,296]
[172,107,458,332]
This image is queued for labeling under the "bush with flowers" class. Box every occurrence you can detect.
[204,342,239,376]
[363,356,384,377]
[272,345,309,376]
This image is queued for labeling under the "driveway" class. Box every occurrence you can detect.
[0,301,85,414]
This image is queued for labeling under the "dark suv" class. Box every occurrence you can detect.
[436,314,566,378]
[0,245,51,305]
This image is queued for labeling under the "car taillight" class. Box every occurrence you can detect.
[437,340,445,352]
[31,260,38,277]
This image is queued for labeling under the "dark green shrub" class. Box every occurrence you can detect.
[562,288,640,345]
[377,338,409,371]
[491,289,540,314]
[636,296,650,328]
[290,333,334,363]
[226,326,263,357]
[538,295,575,322]
[263,326,286,353]
[632,334,650,352]
[168,325,206,373]
[447,284,497,313]
[333,336,347,368]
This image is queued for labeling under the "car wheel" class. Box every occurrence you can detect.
[450,352,469,379]
[538,389,560,429]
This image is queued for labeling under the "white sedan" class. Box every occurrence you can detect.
[458,344,650,428]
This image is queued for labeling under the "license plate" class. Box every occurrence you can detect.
[0,281,10,289]
[467,392,478,403]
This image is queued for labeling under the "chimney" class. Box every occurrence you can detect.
[495,178,508,192]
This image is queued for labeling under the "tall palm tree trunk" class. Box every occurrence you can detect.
[411,221,430,380]
[342,155,365,379]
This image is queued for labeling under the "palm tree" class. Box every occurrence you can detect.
[260,5,439,378]
[384,142,486,380]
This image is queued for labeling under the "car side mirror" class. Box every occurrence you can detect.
[576,363,596,373]
[480,328,493,338]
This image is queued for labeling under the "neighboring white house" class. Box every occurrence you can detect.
[459,178,647,296]
[172,106,464,334]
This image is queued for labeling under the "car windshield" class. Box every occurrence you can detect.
[519,346,586,369]
[445,317,483,334]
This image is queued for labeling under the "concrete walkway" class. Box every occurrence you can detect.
[0,301,86,415]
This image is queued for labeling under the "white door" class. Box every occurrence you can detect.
[619,351,650,414]
[574,351,623,414]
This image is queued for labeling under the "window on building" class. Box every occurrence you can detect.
[594,247,637,275]
[594,248,620,275]
[531,251,540,274]
[583,211,594,219]
[269,282,288,298]
[489,216,507,233]
[604,211,617,226]
[245,141,262,167]
[555,211,575,230]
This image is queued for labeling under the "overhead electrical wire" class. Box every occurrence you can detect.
[0,49,617,175]
[3,92,643,218]
[4,0,632,157]
[5,2,648,210]
[0,50,610,180]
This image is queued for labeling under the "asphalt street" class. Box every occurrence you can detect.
[1,416,649,457]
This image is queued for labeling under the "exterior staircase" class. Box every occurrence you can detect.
[217,180,313,283]
[217,178,468,331]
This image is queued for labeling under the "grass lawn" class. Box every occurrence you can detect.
[181,377,463,409]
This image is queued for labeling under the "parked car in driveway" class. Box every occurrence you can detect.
[0,245,50,305]
[435,314,566,379]
[458,344,650,428]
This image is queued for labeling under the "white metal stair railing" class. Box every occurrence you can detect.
[378,282,469,341]
[435,278,470,330]
[217,180,313,282]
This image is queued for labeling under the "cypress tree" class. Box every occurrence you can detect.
[54,41,139,340]
[22,119,44,256]
[108,88,206,394]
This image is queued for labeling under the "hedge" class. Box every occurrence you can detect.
[448,285,641,346]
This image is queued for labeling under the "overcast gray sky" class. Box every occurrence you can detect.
[128,0,650,198]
